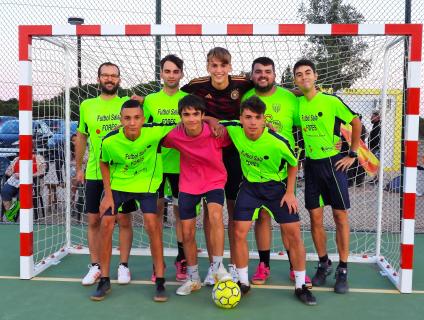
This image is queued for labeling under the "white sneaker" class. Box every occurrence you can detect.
[176,278,201,296]
[203,265,215,286]
[117,264,131,284]
[228,264,239,282]
[82,264,101,286]
[213,263,232,282]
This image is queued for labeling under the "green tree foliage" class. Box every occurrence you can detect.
[299,0,371,91]
[280,65,294,89]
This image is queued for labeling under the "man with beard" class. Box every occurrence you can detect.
[241,57,311,287]
[76,62,136,286]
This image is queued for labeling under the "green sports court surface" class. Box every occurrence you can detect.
[1,224,423,320]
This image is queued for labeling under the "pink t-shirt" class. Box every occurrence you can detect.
[163,123,232,194]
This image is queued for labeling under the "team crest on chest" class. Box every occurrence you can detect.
[272,103,281,113]
[231,89,240,100]
[205,93,213,99]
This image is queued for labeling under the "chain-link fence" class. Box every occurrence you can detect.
[0,0,423,230]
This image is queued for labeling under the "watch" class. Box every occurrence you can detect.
[348,150,358,158]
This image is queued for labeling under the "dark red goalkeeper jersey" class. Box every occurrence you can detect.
[181,75,253,120]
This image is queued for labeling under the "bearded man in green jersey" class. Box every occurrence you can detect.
[242,57,311,287]
[76,62,136,286]
[91,99,174,302]
[293,59,362,294]
[221,97,316,305]
[143,55,188,282]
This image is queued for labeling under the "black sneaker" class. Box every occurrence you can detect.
[334,267,349,294]
[154,284,168,302]
[312,259,333,286]
[295,285,317,306]
[90,278,111,301]
[237,281,251,296]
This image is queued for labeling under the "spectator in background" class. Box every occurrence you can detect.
[369,110,381,159]
[1,150,46,221]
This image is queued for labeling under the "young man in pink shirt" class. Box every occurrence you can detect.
[162,94,232,295]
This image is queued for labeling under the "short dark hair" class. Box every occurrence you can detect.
[160,54,184,72]
[293,59,316,75]
[240,96,266,115]
[251,57,275,72]
[178,94,206,115]
[207,47,231,64]
[121,99,143,112]
[98,62,120,77]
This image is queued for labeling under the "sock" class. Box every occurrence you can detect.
[176,241,185,261]
[92,262,100,267]
[155,277,165,289]
[338,261,348,269]
[258,250,270,268]
[100,276,110,283]
[187,264,200,281]
[119,262,128,268]
[212,256,223,272]
[237,267,249,286]
[286,250,293,270]
[319,254,329,264]
[294,270,306,289]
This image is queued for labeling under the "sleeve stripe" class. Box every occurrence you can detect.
[103,128,120,140]
[267,129,296,158]
[220,121,241,127]
[322,92,357,116]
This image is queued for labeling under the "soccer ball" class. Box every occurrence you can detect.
[212,280,241,309]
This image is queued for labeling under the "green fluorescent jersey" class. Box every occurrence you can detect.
[77,95,129,180]
[222,121,297,182]
[298,92,357,160]
[242,86,299,149]
[100,124,174,193]
[143,89,187,174]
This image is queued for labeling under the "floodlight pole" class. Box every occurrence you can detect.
[155,0,162,85]
[68,17,85,87]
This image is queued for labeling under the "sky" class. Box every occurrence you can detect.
[0,0,423,114]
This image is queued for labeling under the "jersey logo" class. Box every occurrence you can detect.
[205,93,213,99]
[272,103,281,113]
[230,89,240,100]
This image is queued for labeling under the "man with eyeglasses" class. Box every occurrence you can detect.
[76,62,137,287]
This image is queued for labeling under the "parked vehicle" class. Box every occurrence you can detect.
[0,119,53,149]
[44,119,78,148]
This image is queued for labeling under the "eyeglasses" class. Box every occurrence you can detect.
[100,74,120,79]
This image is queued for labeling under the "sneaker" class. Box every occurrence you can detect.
[154,284,168,302]
[203,265,215,286]
[117,264,131,285]
[176,278,202,296]
[175,259,188,282]
[251,262,270,285]
[228,264,239,283]
[237,281,251,296]
[312,259,333,287]
[82,264,101,286]
[213,263,232,282]
[334,267,349,294]
[289,269,313,289]
[90,278,111,301]
[294,285,317,306]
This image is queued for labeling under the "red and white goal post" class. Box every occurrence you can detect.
[18,23,422,293]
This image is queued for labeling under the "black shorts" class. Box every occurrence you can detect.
[234,180,300,224]
[304,154,351,210]
[158,173,180,199]
[178,189,225,220]
[85,180,138,214]
[223,146,243,201]
[104,190,158,216]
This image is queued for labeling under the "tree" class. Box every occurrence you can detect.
[299,0,371,91]
[280,65,294,89]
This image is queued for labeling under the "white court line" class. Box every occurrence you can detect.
[1,275,424,294]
